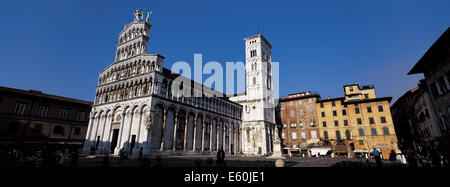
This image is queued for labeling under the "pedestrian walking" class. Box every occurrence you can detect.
[138,147,143,160]
[371,148,382,167]
[55,150,64,168]
[389,149,397,162]
[220,148,226,167]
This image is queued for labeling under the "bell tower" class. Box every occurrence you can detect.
[114,10,153,62]
[230,33,279,156]
[244,34,273,101]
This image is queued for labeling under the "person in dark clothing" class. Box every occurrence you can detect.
[90,145,95,155]
[216,148,222,166]
[216,148,225,167]
[138,147,143,160]
[430,147,442,167]
[389,149,397,162]
[70,151,79,168]
[220,148,226,167]
[119,148,126,160]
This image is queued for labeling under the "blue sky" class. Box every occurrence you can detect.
[0,0,449,104]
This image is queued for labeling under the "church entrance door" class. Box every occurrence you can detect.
[110,129,120,153]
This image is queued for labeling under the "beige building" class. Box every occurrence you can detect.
[316,83,399,159]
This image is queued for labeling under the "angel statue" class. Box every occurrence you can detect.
[134,9,144,22]
[146,11,152,23]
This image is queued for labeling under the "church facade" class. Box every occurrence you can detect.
[82,10,280,157]
[82,12,243,156]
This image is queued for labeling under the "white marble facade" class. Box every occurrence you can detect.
[82,15,243,157]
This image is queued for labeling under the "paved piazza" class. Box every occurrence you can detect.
[0,155,406,167]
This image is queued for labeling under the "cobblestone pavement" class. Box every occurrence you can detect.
[0,155,407,167]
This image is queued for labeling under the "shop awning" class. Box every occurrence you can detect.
[310,147,332,155]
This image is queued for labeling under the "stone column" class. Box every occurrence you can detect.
[126,110,136,155]
[115,111,127,154]
[83,115,95,154]
[217,121,222,150]
[100,112,113,154]
[218,121,222,150]
[172,112,178,151]
[231,124,234,154]
[184,114,193,151]
[94,113,106,154]
[193,115,197,151]
[239,127,243,153]
[209,120,213,151]
[159,110,167,151]
[212,120,217,151]
[225,123,228,153]
[201,118,205,151]
[183,115,188,151]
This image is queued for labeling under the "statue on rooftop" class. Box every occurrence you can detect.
[134,9,144,22]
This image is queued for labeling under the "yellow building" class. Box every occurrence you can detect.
[316,83,399,159]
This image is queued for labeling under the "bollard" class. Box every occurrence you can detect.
[275,159,285,167]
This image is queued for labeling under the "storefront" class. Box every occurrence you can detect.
[334,145,348,157]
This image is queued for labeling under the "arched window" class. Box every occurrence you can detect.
[371,128,378,136]
[253,77,256,85]
[336,130,341,140]
[358,128,365,136]
[323,131,329,140]
[383,127,389,135]
[345,130,351,140]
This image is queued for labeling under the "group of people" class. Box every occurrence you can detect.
[404,147,448,168]
[0,145,81,168]
[369,147,448,168]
